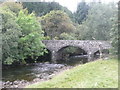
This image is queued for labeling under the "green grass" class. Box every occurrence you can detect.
[26,59,118,88]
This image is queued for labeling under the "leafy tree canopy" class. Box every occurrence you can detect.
[40,10,76,40]
[77,3,116,40]
[1,1,23,14]
[74,1,89,24]
[0,5,22,65]
[17,10,47,64]
[22,2,74,21]
[1,1,47,65]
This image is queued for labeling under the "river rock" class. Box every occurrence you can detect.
[44,62,50,64]
[9,82,13,85]
[48,74,54,79]
[36,74,41,78]
[33,78,40,82]
[13,81,19,85]
[21,80,26,83]
[2,82,5,85]
[14,85,18,88]
[5,81,10,85]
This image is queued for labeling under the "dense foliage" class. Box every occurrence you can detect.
[1,2,47,65]
[0,1,118,65]
[1,7,22,64]
[74,1,89,24]
[22,2,62,16]
[17,10,47,64]
[22,2,74,21]
[76,3,116,40]
[40,10,76,40]
[110,5,118,54]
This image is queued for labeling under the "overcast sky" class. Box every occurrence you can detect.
[42,0,119,12]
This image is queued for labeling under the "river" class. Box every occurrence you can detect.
[2,56,88,88]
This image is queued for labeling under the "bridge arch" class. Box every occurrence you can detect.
[56,45,88,63]
[57,45,88,54]
[44,45,88,63]
[93,49,110,59]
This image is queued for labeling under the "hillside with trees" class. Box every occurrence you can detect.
[0,1,118,64]
[1,0,118,89]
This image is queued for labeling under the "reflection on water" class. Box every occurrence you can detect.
[2,56,88,84]
[58,55,88,66]
[2,63,65,82]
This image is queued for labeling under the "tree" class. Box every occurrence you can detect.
[74,1,89,24]
[40,10,76,40]
[1,1,47,65]
[0,7,22,65]
[77,3,116,40]
[59,33,77,40]
[110,8,118,54]
[17,10,47,64]
[1,1,23,14]
[62,7,75,22]
[22,2,62,16]
[22,2,74,21]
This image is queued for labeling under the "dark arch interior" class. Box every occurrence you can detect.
[102,49,109,54]
[93,49,109,59]
[36,49,52,62]
[57,46,88,65]
[94,50,100,59]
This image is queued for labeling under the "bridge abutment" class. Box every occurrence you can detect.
[88,53,94,62]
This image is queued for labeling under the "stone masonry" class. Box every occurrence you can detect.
[42,40,112,63]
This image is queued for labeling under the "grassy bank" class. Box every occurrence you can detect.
[26,59,118,88]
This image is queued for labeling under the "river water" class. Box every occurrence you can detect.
[2,56,88,88]
[2,63,72,88]
[3,63,64,82]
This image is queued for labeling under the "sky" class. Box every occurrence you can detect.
[42,0,119,12]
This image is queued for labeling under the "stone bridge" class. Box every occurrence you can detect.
[42,40,112,63]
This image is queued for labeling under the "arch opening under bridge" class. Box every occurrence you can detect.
[57,45,88,64]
